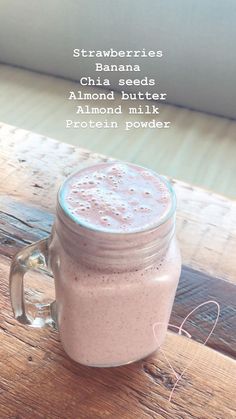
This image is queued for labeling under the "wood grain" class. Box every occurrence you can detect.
[0,122,235,418]
[0,196,235,359]
[0,257,236,419]
[0,281,235,419]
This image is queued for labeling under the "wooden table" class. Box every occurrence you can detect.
[0,122,235,419]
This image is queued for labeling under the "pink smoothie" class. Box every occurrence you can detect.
[51,162,181,366]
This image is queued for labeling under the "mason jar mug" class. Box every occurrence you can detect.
[9,162,181,367]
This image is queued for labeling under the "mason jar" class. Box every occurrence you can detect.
[9,162,181,367]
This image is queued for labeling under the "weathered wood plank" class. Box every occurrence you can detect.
[0,196,235,360]
[0,283,235,419]
[1,122,235,283]
[0,122,236,418]
[171,266,236,359]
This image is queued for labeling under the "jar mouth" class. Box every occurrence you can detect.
[57,163,176,237]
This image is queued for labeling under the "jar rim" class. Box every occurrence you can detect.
[57,162,176,237]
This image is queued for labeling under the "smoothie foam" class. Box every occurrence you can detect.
[60,162,172,233]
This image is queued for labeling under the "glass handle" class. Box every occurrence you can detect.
[9,238,57,328]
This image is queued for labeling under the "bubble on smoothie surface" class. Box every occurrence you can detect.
[61,163,172,232]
